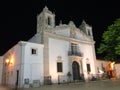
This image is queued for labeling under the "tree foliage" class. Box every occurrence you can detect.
[97,18,120,61]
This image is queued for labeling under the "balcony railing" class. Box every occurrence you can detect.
[68,51,83,57]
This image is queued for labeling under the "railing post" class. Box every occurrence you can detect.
[58,75,60,85]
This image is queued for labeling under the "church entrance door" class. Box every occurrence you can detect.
[72,61,80,80]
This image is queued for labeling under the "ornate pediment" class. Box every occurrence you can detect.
[45,25,93,42]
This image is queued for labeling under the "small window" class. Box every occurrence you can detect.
[31,48,37,55]
[87,64,91,74]
[57,62,63,72]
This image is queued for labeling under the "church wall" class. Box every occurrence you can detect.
[96,59,109,72]
[49,38,69,83]
[46,31,96,82]
[2,41,44,88]
[23,42,44,85]
[2,43,22,88]
[79,44,96,81]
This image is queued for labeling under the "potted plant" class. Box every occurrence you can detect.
[67,71,72,83]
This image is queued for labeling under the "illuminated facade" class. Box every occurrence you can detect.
[2,6,97,88]
[2,42,44,88]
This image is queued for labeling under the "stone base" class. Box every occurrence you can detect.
[24,84,29,88]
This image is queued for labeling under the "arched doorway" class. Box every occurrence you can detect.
[72,61,80,80]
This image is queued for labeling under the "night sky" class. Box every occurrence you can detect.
[0,0,120,57]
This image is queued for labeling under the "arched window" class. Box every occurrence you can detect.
[48,17,51,25]
[87,29,91,36]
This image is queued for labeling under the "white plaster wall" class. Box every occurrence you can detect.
[49,38,69,83]
[96,59,109,72]
[96,59,120,79]
[3,43,21,87]
[2,41,44,87]
[0,57,3,84]
[23,42,44,85]
[55,29,70,37]
[79,44,96,80]
[12,44,21,87]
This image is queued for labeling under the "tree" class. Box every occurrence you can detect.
[97,18,120,61]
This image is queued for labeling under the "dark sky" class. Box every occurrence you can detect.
[0,0,120,56]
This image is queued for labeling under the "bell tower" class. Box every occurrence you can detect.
[37,6,55,34]
[79,20,93,38]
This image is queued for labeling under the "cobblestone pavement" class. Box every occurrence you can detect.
[11,79,120,90]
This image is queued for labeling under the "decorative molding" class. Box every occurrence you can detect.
[43,25,93,41]
[43,6,53,15]
[18,41,27,46]
[86,58,90,64]
[57,56,62,62]
[44,31,95,45]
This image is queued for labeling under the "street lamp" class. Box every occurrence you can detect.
[5,59,10,65]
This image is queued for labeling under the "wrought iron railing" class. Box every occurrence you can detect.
[68,51,83,57]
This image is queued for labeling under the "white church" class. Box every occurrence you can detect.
[1,6,112,88]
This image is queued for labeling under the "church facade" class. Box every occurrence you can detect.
[2,7,97,88]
